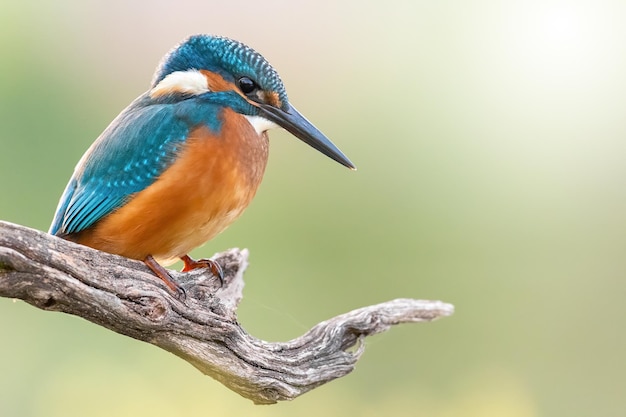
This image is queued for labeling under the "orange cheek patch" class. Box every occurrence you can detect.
[263,91,281,108]
[200,70,240,95]
[200,70,281,109]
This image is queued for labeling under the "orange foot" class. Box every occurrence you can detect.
[180,254,224,286]
[144,255,186,300]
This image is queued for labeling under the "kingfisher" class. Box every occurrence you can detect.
[49,34,354,297]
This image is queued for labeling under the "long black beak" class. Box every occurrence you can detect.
[257,102,356,170]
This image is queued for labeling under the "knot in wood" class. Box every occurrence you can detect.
[122,295,168,322]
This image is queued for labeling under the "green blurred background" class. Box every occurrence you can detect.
[1,0,625,416]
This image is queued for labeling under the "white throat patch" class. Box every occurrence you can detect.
[245,115,278,135]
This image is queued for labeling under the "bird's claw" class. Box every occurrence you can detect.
[144,255,187,301]
[180,255,224,286]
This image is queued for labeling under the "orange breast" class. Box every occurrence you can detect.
[73,108,269,264]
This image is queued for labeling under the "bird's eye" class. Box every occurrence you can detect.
[238,77,257,94]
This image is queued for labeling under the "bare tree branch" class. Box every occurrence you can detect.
[0,220,454,404]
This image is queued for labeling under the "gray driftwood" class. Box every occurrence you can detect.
[0,220,454,404]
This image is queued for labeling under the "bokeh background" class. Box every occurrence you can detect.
[1,0,625,416]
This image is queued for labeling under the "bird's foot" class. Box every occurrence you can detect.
[180,254,224,286]
[144,255,186,300]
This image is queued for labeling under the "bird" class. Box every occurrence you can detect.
[48,34,355,298]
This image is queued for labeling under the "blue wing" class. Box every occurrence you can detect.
[50,94,213,236]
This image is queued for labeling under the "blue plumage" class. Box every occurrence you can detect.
[50,33,354,256]
[50,93,225,236]
[50,34,282,237]
[153,35,288,108]
[51,98,180,235]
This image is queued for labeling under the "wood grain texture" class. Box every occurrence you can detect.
[0,220,454,404]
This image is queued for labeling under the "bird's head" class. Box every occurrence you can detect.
[150,34,355,169]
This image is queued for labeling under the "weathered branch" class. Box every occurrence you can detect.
[0,220,453,404]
